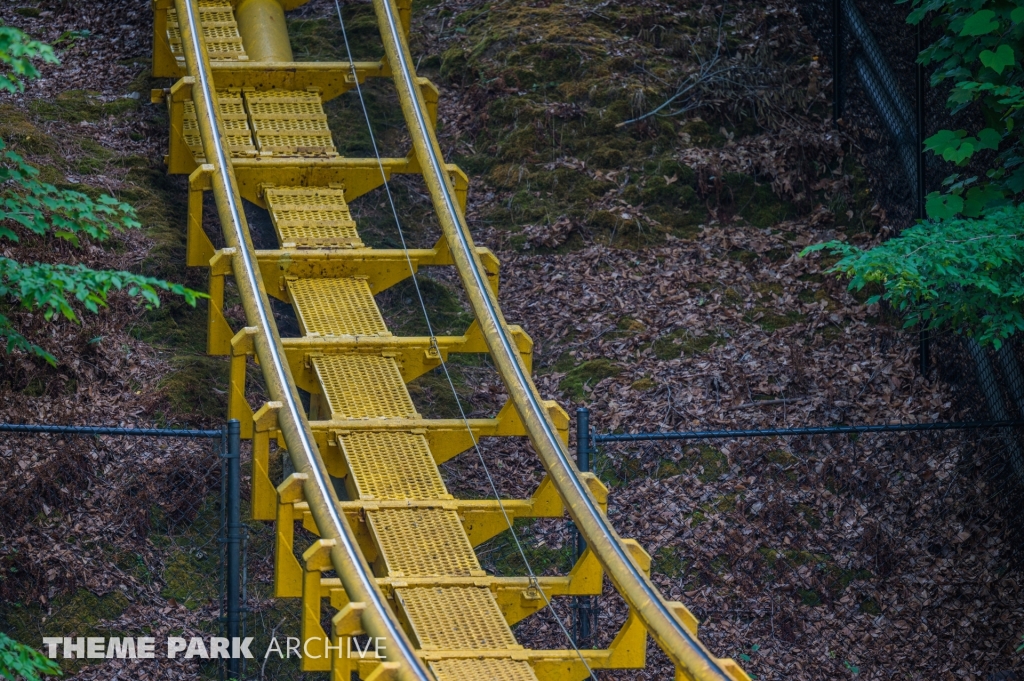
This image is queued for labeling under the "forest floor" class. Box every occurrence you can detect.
[0,0,1022,679]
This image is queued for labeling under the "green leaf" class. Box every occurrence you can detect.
[979,44,1015,74]
[977,127,1001,150]
[924,129,964,153]
[960,9,999,35]
[962,184,1007,216]
[0,631,62,680]
[925,192,964,219]
[1012,6,1024,23]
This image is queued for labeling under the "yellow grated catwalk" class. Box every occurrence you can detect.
[167,1,246,62]
[430,659,539,681]
[367,508,481,577]
[338,431,448,500]
[287,278,388,337]
[183,94,255,160]
[244,90,338,157]
[396,586,520,649]
[265,187,362,249]
[312,354,417,419]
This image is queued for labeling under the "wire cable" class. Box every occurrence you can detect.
[333,1,597,675]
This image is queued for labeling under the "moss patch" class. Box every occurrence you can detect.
[798,588,821,606]
[653,444,728,483]
[155,355,229,421]
[630,376,657,392]
[2,589,130,672]
[478,519,574,576]
[723,173,797,228]
[28,90,141,124]
[652,546,689,580]
[653,330,722,360]
[745,309,806,332]
[558,359,621,400]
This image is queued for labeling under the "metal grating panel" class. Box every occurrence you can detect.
[167,2,246,62]
[244,90,337,157]
[312,355,416,419]
[287,278,388,337]
[183,94,255,160]
[265,187,362,249]
[367,508,480,577]
[396,586,518,650]
[339,432,447,500]
[430,659,538,681]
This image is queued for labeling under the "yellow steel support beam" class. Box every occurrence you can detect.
[235,0,294,62]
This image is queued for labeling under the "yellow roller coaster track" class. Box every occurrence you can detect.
[151,0,752,679]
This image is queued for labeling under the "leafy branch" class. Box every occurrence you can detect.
[0,22,203,364]
[802,206,1024,348]
[0,632,60,681]
[903,0,1024,219]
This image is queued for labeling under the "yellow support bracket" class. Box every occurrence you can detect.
[417,77,438,129]
[166,76,198,175]
[251,401,281,520]
[230,327,258,435]
[394,0,412,38]
[207,249,236,356]
[312,398,568,464]
[458,472,590,546]
[278,327,532,395]
[426,235,498,296]
[300,539,337,671]
[151,0,178,79]
[187,164,216,267]
[446,163,469,216]
[494,546,603,624]
[331,601,368,681]
[234,156,414,206]
[255,244,500,301]
[274,472,307,598]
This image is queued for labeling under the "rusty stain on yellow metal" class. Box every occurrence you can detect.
[155,0,751,679]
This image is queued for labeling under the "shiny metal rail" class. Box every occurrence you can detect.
[172,1,432,678]
[372,1,738,679]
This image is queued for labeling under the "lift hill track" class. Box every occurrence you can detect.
[151,0,752,678]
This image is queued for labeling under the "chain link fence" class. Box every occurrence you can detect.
[588,419,1024,676]
[0,424,251,680]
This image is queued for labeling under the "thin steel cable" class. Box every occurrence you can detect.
[333,1,597,674]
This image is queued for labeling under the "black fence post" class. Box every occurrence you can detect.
[916,20,930,378]
[573,407,594,647]
[225,419,241,679]
[915,20,926,221]
[832,0,843,124]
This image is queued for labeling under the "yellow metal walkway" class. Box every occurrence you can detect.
[153,1,751,679]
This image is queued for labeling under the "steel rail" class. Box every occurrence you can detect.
[371,0,733,677]
[173,1,433,678]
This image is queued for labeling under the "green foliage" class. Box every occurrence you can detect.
[0,632,61,681]
[803,206,1024,347]
[905,0,1024,217]
[0,25,56,94]
[0,24,202,364]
